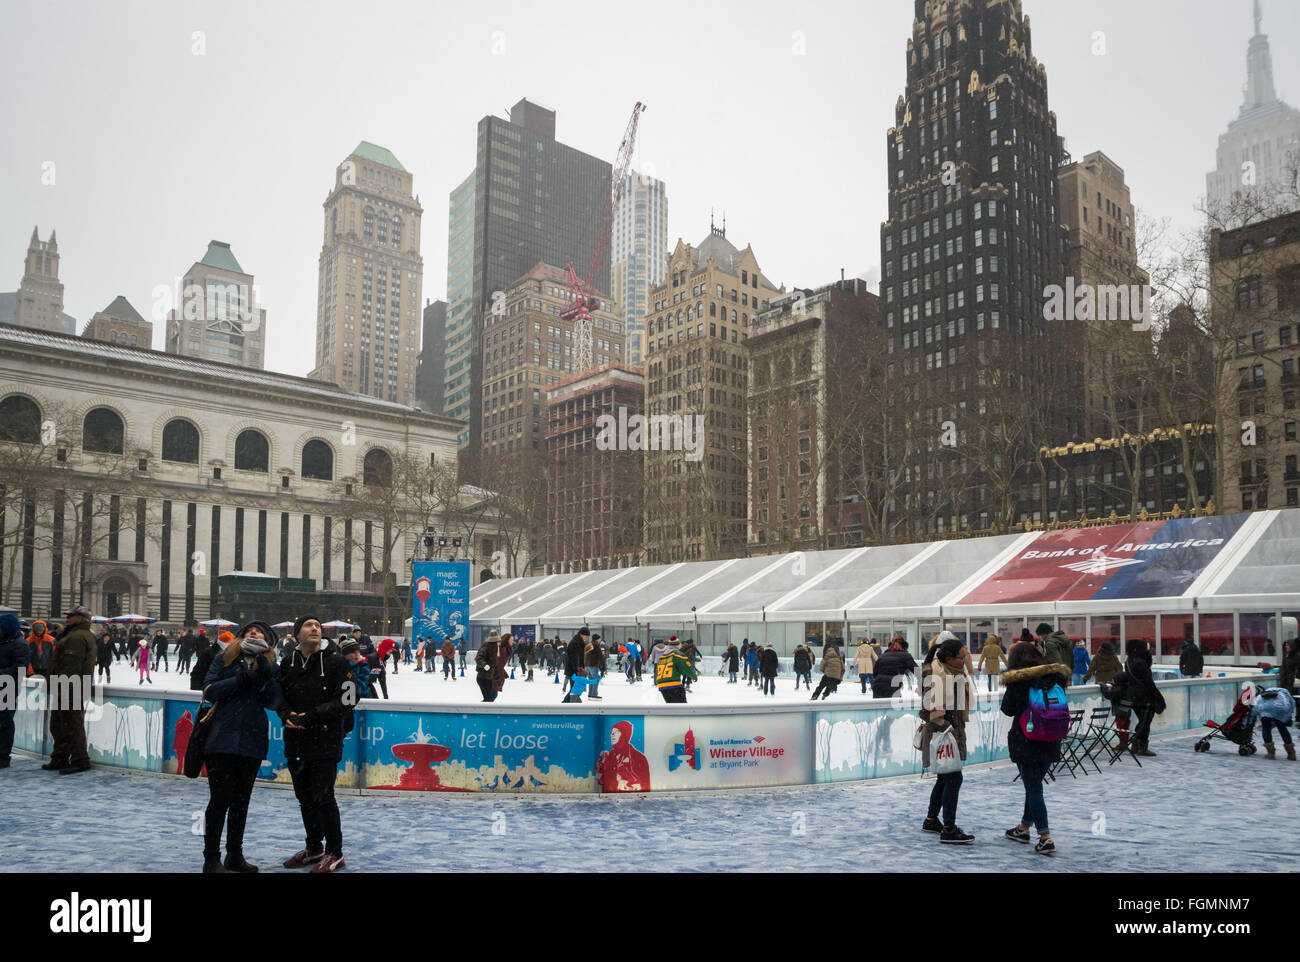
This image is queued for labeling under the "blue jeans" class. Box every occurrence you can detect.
[728,671,737,682]
[795,672,811,689]
[927,771,963,826]
[859,673,873,693]
[762,677,775,695]
[1016,759,1050,834]
[1072,672,1085,686]
[1261,717,1293,745]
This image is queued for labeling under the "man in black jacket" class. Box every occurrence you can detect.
[278,614,351,873]
[871,638,918,699]
[565,628,590,693]
[1178,637,1203,678]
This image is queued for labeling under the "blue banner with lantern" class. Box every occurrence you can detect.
[411,561,470,648]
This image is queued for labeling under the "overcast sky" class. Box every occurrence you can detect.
[2,0,1296,378]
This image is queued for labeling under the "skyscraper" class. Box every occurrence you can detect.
[443,99,612,455]
[311,142,424,403]
[1206,1,1300,227]
[877,0,1067,537]
[12,226,68,334]
[612,171,668,366]
[82,295,151,349]
[165,240,267,369]
[416,299,448,414]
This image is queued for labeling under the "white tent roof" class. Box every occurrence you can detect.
[471,511,1300,627]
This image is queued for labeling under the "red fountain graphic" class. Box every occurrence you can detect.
[415,577,432,616]
[369,719,472,792]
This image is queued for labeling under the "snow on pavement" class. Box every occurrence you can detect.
[3,730,1295,873]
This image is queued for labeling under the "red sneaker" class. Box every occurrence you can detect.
[282,848,325,869]
[310,853,346,873]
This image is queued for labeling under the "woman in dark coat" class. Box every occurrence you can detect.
[1000,642,1069,855]
[476,636,502,702]
[1280,640,1299,696]
[96,633,114,683]
[1125,639,1163,758]
[724,644,739,684]
[200,620,281,873]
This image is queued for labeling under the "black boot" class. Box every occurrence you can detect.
[202,856,231,874]
[223,852,259,873]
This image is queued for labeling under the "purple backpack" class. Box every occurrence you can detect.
[1020,683,1070,741]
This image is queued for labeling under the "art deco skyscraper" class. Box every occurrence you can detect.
[311,142,424,404]
[877,0,1068,535]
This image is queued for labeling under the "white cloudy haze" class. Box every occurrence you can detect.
[1,0,1296,378]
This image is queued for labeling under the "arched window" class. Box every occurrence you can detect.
[234,429,269,472]
[0,395,41,443]
[391,216,402,248]
[83,408,125,454]
[161,418,200,463]
[363,448,393,487]
[302,439,333,480]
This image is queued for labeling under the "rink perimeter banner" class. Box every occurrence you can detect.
[360,710,598,792]
[511,625,536,646]
[411,561,470,647]
[642,712,811,790]
[958,515,1248,606]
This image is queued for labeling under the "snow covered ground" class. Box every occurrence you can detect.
[4,730,1295,873]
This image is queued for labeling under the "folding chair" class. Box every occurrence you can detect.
[1076,706,1114,774]
[1049,709,1089,779]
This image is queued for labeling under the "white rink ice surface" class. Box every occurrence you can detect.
[117,659,917,708]
[4,730,1297,873]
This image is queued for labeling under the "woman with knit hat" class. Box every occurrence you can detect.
[199,620,281,873]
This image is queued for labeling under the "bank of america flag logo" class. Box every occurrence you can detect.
[1060,553,1145,575]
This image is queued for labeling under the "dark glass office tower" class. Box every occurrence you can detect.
[877,0,1070,536]
[445,99,612,457]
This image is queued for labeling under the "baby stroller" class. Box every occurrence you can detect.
[1194,683,1261,755]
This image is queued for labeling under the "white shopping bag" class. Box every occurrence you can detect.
[931,727,962,774]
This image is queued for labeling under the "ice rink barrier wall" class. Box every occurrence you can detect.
[10,676,1259,794]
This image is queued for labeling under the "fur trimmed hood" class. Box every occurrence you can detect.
[1001,662,1070,686]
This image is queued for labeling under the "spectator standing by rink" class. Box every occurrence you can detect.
[999,640,1068,856]
[1252,686,1296,760]
[793,644,813,691]
[45,606,97,775]
[651,637,698,704]
[1071,641,1091,687]
[0,613,31,769]
[200,620,281,873]
[811,644,844,700]
[441,638,456,680]
[1124,639,1164,758]
[976,635,1006,691]
[849,639,878,694]
[278,615,350,873]
[339,638,374,698]
[724,643,739,684]
[1179,636,1204,679]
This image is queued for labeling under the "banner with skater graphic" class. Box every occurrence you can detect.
[360,710,599,792]
[510,625,536,646]
[597,717,651,793]
[642,713,811,790]
[411,561,470,649]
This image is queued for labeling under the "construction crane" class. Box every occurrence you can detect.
[563,101,645,373]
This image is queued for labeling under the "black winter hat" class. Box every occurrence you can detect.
[293,614,322,639]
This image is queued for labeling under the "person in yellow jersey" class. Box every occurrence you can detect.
[650,635,698,704]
